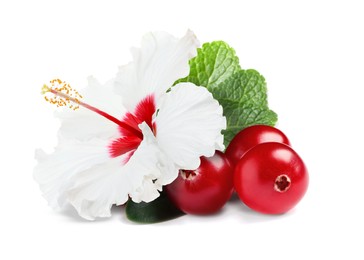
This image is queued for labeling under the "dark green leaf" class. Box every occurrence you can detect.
[126,192,185,224]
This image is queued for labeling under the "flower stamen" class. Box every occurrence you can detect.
[42,79,83,110]
[42,79,143,139]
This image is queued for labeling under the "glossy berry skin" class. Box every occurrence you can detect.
[226,125,291,166]
[165,151,234,215]
[234,142,309,214]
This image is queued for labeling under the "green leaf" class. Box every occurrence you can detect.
[222,106,278,147]
[212,69,269,109]
[176,40,278,147]
[176,41,241,89]
[212,70,278,146]
[126,191,185,224]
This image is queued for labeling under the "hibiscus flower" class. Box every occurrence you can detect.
[34,31,226,220]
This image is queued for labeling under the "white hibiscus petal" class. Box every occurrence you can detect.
[114,30,199,111]
[126,123,178,202]
[133,177,161,203]
[155,83,226,170]
[56,77,124,141]
[33,138,110,210]
[66,157,129,220]
[66,123,178,220]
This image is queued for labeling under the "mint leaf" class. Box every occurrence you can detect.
[126,191,184,224]
[176,41,278,147]
[212,70,277,146]
[212,69,269,109]
[176,41,240,89]
[222,106,278,147]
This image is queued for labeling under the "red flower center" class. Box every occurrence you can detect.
[42,80,156,164]
[108,94,156,162]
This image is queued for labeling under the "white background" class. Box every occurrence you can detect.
[1,0,363,259]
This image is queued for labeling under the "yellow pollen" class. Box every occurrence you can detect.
[42,79,83,110]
